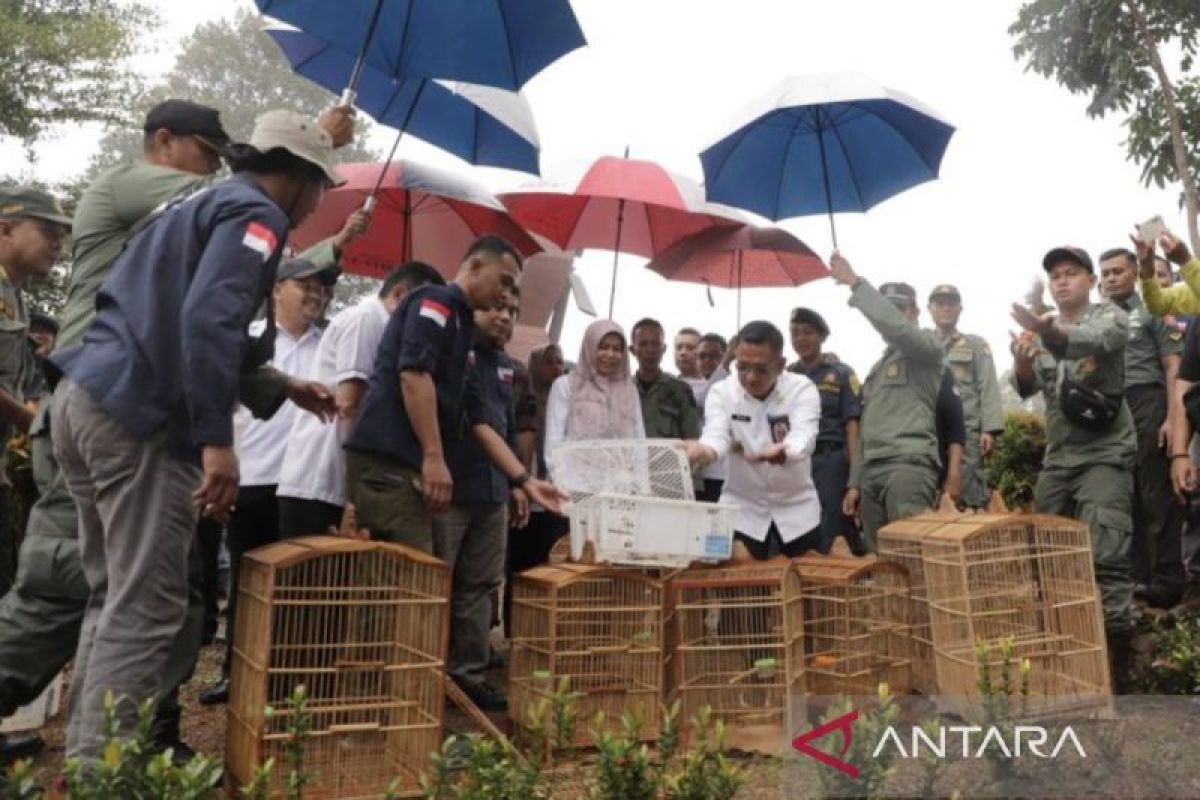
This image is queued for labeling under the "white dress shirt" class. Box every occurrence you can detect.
[543,374,646,483]
[699,371,821,543]
[277,295,391,505]
[236,319,324,487]
[697,366,729,482]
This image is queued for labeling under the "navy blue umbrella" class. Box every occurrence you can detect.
[266,26,540,174]
[255,0,586,93]
[700,72,955,247]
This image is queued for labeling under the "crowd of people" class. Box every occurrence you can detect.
[0,94,1198,773]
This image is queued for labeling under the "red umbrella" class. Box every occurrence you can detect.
[647,225,829,327]
[499,155,742,315]
[290,160,541,279]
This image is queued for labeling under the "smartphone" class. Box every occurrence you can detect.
[1139,215,1166,243]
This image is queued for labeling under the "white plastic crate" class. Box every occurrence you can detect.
[569,493,735,568]
[551,439,695,502]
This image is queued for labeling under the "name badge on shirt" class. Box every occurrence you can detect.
[732,413,752,422]
[767,414,790,443]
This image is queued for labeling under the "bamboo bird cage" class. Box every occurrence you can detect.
[920,513,1110,717]
[668,558,805,752]
[226,536,450,799]
[877,512,951,695]
[508,563,666,748]
[794,553,911,697]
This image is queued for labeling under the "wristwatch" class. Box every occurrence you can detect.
[509,470,532,488]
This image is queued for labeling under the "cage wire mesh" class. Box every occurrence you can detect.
[669,559,805,752]
[794,552,911,698]
[550,438,696,502]
[921,513,1111,719]
[508,563,666,749]
[227,536,449,799]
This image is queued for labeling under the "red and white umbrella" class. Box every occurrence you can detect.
[499,155,742,315]
[290,160,541,279]
[647,225,829,327]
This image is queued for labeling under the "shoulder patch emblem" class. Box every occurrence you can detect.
[885,363,899,379]
[849,374,862,394]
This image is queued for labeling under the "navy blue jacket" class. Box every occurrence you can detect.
[448,345,517,504]
[344,283,480,468]
[52,174,287,459]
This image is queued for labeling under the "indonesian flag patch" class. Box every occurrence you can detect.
[498,366,514,383]
[242,222,278,262]
[419,298,451,328]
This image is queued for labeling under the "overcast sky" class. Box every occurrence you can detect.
[1,0,1189,380]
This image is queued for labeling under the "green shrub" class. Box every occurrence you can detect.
[984,411,1047,510]
[1137,618,1200,694]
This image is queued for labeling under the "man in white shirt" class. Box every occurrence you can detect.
[685,321,821,560]
[276,261,446,537]
[199,255,337,706]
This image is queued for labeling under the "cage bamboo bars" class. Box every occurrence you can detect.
[508,563,665,748]
[668,558,804,750]
[794,553,911,697]
[920,513,1111,718]
[226,536,450,799]
[877,512,949,694]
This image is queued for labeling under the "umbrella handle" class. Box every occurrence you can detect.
[362,195,376,214]
[340,88,358,108]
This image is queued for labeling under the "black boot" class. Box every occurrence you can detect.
[150,707,197,765]
[0,731,44,765]
[1107,628,1135,694]
[198,677,229,706]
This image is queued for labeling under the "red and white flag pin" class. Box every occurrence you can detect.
[419,298,451,328]
[242,222,278,262]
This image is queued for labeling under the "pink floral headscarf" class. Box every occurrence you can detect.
[567,319,641,440]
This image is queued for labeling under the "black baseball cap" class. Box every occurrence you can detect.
[789,307,830,337]
[277,257,340,286]
[1042,246,1093,274]
[143,99,230,146]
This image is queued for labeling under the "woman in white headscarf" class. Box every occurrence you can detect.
[544,319,644,481]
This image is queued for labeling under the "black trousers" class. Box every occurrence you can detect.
[197,516,223,646]
[278,496,344,539]
[735,523,821,561]
[1127,385,1186,598]
[697,479,724,503]
[222,484,280,676]
[811,443,855,554]
[504,511,568,637]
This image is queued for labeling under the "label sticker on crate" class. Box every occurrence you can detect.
[704,534,731,558]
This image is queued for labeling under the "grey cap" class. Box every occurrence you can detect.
[247,110,342,186]
[277,257,340,286]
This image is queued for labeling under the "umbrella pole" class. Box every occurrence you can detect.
[340,0,387,106]
[816,122,839,251]
[608,197,626,318]
[736,251,743,330]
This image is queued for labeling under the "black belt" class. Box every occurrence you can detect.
[814,440,845,455]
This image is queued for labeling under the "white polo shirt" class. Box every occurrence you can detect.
[699,371,821,543]
[237,319,324,487]
[276,295,391,506]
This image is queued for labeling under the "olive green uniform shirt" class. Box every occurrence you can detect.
[935,329,1004,435]
[1013,302,1136,469]
[848,279,944,487]
[635,370,701,440]
[1114,291,1183,389]
[0,268,30,485]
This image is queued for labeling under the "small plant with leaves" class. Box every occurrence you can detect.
[1137,617,1200,695]
[975,637,1032,780]
[813,683,900,800]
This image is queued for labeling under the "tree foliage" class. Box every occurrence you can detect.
[88,7,379,175]
[1010,0,1200,247]
[0,0,158,145]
